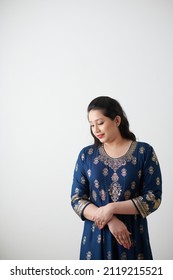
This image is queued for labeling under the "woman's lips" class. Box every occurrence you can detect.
[97,134,104,139]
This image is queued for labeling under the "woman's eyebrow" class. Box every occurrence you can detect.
[89,118,103,123]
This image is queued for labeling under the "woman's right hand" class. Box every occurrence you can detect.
[107,216,132,250]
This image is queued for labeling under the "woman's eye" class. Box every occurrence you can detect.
[90,122,103,128]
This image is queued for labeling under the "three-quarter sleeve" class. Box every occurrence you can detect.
[71,149,91,220]
[132,145,162,218]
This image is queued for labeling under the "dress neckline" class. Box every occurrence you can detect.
[99,141,137,160]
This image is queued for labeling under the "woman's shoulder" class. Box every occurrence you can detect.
[135,141,155,155]
[79,144,98,155]
[76,144,98,163]
[136,141,153,149]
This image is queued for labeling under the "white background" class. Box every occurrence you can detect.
[0,0,172,260]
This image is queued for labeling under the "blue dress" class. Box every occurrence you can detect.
[71,141,162,260]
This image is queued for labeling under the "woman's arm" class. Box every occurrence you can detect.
[93,200,138,229]
[83,200,138,228]
[109,200,139,215]
[71,149,91,220]
[83,204,132,249]
[82,203,99,221]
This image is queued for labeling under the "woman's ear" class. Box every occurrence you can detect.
[114,115,121,127]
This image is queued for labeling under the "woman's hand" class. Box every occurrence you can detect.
[92,203,114,229]
[108,216,131,250]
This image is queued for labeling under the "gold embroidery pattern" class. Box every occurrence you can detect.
[92,190,97,201]
[81,176,86,184]
[86,251,92,260]
[146,191,156,201]
[131,181,136,189]
[94,179,99,188]
[156,177,161,185]
[148,166,154,175]
[87,169,91,177]
[137,253,144,260]
[71,194,90,218]
[109,181,122,201]
[152,151,159,165]
[132,191,161,218]
[93,157,99,164]
[132,157,137,165]
[102,168,109,176]
[131,239,136,247]
[146,191,161,210]
[153,199,161,209]
[100,189,106,201]
[75,163,78,172]
[88,148,94,155]
[132,196,149,218]
[81,153,85,161]
[98,142,137,172]
[82,236,87,245]
[121,168,127,177]
[121,252,127,260]
[97,234,102,243]
[139,147,145,154]
[107,251,112,260]
[74,187,79,195]
[97,142,137,202]
[138,170,142,179]
[111,173,119,182]
[91,223,96,232]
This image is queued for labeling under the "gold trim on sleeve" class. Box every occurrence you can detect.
[132,197,149,218]
[71,194,91,219]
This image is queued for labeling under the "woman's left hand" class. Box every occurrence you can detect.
[92,203,113,229]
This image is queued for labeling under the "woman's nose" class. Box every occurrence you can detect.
[94,125,100,133]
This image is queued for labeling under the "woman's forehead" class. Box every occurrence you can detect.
[88,109,106,122]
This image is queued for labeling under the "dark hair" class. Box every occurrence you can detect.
[87,96,136,146]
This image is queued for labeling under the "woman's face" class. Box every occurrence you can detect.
[88,109,121,144]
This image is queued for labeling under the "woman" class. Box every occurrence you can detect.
[71,96,162,260]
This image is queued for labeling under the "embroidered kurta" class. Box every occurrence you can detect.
[71,141,162,260]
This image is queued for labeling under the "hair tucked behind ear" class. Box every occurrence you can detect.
[87,96,136,146]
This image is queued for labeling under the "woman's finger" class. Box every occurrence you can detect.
[115,233,131,249]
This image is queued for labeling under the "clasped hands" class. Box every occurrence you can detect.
[92,203,113,229]
[92,203,131,250]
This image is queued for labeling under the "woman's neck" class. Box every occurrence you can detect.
[103,138,133,158]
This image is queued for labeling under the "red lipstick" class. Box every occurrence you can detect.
[97,134,104,139]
